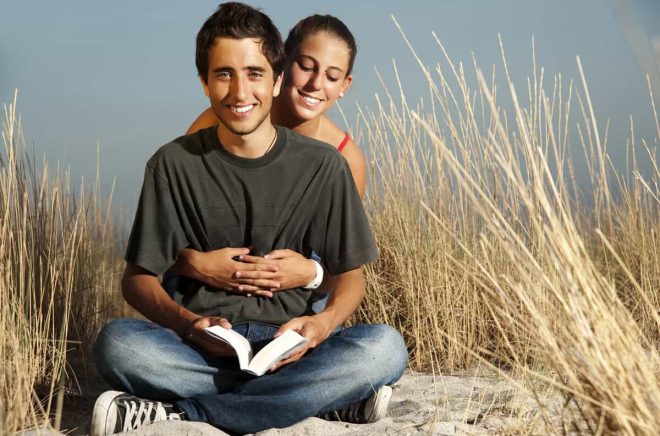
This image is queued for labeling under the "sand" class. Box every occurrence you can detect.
[44,368,525,436]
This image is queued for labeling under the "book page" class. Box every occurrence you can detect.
[204,326,253,370]
[246,330,308,376]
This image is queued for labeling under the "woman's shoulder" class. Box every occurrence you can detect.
[186,107,218,134]
[318,118,365,163]
[338,136,365,165]
[317,116,350,148]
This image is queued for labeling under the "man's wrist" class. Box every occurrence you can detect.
[313,310,338,338]
[175,306,202,338]
[181,317,203,340]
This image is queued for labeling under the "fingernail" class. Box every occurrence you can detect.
[247,293,252,297]
[236,272,241,278]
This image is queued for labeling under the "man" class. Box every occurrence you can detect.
[91,3,407,435]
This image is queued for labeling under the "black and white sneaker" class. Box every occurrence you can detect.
[90,390,184,435]
[320,385,393,424]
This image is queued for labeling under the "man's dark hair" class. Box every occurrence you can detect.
[196,2,285,83]
[284,15,357,76]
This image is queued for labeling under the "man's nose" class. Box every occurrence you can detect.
[230,76,248,100]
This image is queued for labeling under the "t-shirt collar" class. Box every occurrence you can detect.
[210,125,287,169]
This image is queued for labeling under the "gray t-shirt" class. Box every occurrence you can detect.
[125,126,378,325]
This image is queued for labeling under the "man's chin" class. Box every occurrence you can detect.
[217,124,253,137]
[217,118,265,137]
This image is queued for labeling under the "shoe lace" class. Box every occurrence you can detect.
[342,401,366,422]
[121,399,180,432]
[320,400,366,423]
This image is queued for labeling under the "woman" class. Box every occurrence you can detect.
[170,15,365,298]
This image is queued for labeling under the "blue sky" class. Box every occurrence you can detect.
[1,1,658,215]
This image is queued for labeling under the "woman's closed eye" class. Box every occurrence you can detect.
[297,60,315,72]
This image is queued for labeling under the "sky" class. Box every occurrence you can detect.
[1,0,658,218]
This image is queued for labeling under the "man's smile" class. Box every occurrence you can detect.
[229,104,254,114]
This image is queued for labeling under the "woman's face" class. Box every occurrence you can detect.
[283,32,353,122]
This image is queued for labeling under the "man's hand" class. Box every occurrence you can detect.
[237,249,316,291]
[268,267,366,371]
[122,264,237,357]
[268,314,333,371]
[182,316,236,357]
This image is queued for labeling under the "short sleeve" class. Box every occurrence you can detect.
[314,159,378,275]
[124,163,188,275]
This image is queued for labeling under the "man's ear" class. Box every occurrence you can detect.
[272,73,284,98]
[199,75,210,97]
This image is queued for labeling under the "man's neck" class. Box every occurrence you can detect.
[217,123,278,159]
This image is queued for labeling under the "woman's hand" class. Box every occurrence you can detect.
[177,247,280,297]
[236,249,317,292]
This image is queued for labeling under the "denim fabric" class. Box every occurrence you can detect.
[94,318,407,434]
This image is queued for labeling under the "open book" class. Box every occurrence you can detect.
[204,326,308,376]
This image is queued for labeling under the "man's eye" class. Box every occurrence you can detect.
[216,71,231,79]
[249,71,263,79]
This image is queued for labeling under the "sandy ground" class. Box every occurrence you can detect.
[44,366,527,436]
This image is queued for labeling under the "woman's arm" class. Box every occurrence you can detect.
[171,247,280,297]
[171,247,317,296]
[340,138,367,199]
[186,107,218,134]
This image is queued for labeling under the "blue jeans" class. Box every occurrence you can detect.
[93,318,407,434]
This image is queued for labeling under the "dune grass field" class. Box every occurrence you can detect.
[1,36,658,434]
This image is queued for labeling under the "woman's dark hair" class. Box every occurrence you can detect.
[284,15,357,76]
[196,2,285,83]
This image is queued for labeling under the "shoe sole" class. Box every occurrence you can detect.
[367,385,393,423]
[90,390,123,436]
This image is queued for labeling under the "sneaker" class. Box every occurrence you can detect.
[320,385,393,424]
[90,390,184,436]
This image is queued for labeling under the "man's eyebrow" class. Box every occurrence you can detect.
[211,66,234,73]
[210,65,268,74]
[299,54,345,74]
[245,66,267,72]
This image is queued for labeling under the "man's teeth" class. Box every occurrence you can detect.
[232,105,254,113]
[302,95,321,105]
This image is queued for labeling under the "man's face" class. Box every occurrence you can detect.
[202,37,282,137]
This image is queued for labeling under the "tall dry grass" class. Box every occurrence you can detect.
[0,91,123,433]
[1,30,658,434]
[353,27,659,434]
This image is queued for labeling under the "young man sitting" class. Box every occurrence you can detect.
[90,3,407,435]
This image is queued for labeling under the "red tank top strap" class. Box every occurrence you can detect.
[337,132,350,153]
